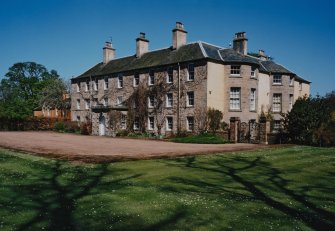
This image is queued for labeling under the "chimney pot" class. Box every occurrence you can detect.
[172,21,187,49]
[136,32,149,58]
[103,41,115,64]
[233,32,248,55]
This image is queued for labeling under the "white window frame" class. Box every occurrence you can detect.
[149,70,155,86]
[85,81,89,92]
[166,117,173,131]
[121,114,127,129]
[117,74,123,88]
[94,79,98,91]
[148,116,155,130]
[166,93,173,107]
[251,66,256,78]
[133,117,139,130]
[289,94,293,111]
[117,96,123,106]
[187,117,194,131]
[272,93,282,112]
[148,96,155,108]
[103,98,108,106]
[167,67,173,83]
[104,77,109,90]
[230,65,241,76]
[187,63,194,81]
[134,73,139,87]
[230,87,241,110]
[289,76,294,86]
[85,99,90,110]
[273,120,282,131]
[273,75,282,85]
[76,99,80,110]
[187,91,194,107]
[250,88,256,111]
[76,83,80,92]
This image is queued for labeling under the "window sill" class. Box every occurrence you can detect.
[250,77,257,80]
[229,109,242,112]
[272,84,282,86]
[186,79,194,82]
[230,75,241,78]
[186,105,194,108]
[249,110,257,112]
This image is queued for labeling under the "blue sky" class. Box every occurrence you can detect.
[1,0,334,96]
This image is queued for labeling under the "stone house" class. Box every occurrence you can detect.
[71,22,310,136]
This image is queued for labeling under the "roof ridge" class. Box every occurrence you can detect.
[198,42,208,58]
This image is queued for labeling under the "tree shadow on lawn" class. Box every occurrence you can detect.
[162,156,335,230]
[1,159,186,231]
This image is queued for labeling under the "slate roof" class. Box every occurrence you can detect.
[74,41,310,83]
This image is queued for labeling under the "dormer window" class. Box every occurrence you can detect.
[167,67,173,83]
[230,65,241,76]
[104,77,109,90]
[117,74,123,88]
[134,72,139,87]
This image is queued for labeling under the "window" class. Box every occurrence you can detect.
[121,114,127,129]
[251,67,256,78]
[118,74,123,88]
[76,99,80,109]
[85,99,90,109]
[187,117,194,131]
[299,82,302,91]
[76,83,80,92]
[167,67,173,83]
[133,117,139,130]
[272,93,282,112]
[230,87,241,110]
[85,81,89,92]
[187,92,194,107]
[76,115,80,122]
[166,117,173,131]
[188,63,194,81]
[166,93,173,107]
[149,70,155,85]
[273,120,282,131]
[289,94,294,111]
[134,72,139,87]
[273,75,282,85]
[289,76,294,86]
[92,99,98,106]
[117,96,123,106]
[94,79,98,91]
[250,89,256,111]
[230,65,241,76]
[148,96,155,108]
[103,98,108,106]
[148,116,154,130]
[104,77,109,90]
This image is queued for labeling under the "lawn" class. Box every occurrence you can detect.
[0,146,334,231]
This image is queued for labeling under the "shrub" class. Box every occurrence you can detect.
[54,121,65,132]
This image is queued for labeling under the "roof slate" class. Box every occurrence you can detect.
[73,41,310,83]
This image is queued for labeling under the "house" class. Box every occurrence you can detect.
[71,22,310,137]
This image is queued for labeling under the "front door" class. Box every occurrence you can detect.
[99,115,106,136]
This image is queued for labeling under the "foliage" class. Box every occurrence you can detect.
[54,121,65,132]
[171,133,227,144]
[39,78,70,111]
[283,92,334,146]
[207,108,223,134]
[0,146,334,230]
[80,117,92,135]
[0,62,62,119]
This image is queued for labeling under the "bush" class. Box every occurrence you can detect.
[54,121,65,132]
[171,133,228,144]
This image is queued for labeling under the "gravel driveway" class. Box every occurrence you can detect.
[0,131,265,162]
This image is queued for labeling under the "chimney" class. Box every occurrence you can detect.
[172,22,187,49]
[233,32,248,55]
[103,41,115,64]
[136,32,149,58]
[258,49,267,61]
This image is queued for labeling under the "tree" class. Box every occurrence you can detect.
[207,108,223,134]
[39,78,70,111]
[283,94,333,145]
[0,62,61,119]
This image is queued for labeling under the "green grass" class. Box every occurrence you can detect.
[0,146,334,231]
[171,133,228,144]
